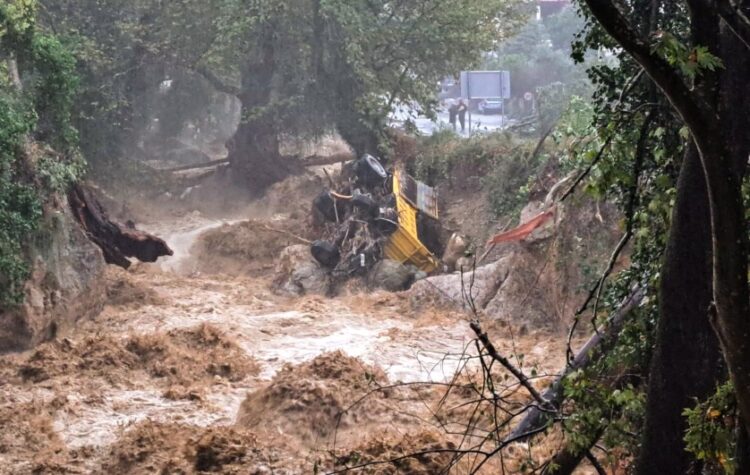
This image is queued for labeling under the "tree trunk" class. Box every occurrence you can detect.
[312,2,381,159]
[582,0,750,437]
[635,142,722,475]
[506,289,644,442]
[334,101,382,158]
[227,112,301,193]
[68,184,173,268]
[226,30,302,193]
[543,428,606,475]
[708,12,750,436]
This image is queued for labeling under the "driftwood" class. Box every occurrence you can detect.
[163,158,230,172]
[505,288,645,443]
[68,184,173,269]
[302,152,355,167]
[155,151,353,175]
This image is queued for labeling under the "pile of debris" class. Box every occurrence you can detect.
[300,154,448,293]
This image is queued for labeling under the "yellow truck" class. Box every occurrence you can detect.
[384,169,440,273]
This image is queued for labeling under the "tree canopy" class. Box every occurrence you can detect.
[40,0,530,189]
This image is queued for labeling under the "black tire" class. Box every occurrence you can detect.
[313,191,347,222]
[310,240,340,268]
[351,193,379,218]
[374,208,399,235]
[354,154,387,188]
[364,154,387,177]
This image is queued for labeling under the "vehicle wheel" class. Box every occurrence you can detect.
[312,192,335,222]
[352,193,379,218]
[354,154,388,188]
[375,208,399,235]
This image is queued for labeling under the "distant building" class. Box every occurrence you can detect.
[538,0,569,18]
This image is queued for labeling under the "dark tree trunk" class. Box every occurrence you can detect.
[582,0,750,437]
[635,142,722,475]
[334,99,382,158]
[737,424,750,474]
[312,1,381,159]
[543,428,606,475]
[711,6,750,436]
[226,30,302,194]
[227,112,301,193]
[635,7,750,471]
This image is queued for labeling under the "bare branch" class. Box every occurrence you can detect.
[717,0,750,50]
[507,288,645,443]
[469,320,548,407]
[194,65,242,96]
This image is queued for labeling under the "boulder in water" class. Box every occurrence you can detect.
[369,259,414,291]
[274,245,331,296]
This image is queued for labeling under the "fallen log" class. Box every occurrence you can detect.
[543,446,608,475]
[541,365,639,475]
[68,184,173,269]
[157,151,353,174]
[162,158,230,172]
[505,288,645,443]
[302,152,355,167]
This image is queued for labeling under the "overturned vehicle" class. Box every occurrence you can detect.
[308,154,445,292]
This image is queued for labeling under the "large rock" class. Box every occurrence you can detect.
[0,200,106,352]
[441,233,469,272]
[519,200,557,243]
[369,259,414,292]
[409,256,512,310]
[273,245,331,296]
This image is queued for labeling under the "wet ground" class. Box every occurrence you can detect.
[389,108,509,136]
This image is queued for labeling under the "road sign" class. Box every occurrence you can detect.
[460,71,511,100]
[459,71,511,133]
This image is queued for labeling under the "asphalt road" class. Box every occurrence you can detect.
[390,108,509,137]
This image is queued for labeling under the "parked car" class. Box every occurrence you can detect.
[478,98,503,114]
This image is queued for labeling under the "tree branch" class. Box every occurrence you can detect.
[583,0,715,133]
[469,320,548,407]
[717,0,750,50]
[194,65,241,96]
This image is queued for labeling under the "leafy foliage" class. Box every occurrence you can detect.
[0,1,82,307]
[0,95,41,305]
[411,130,540,218]
[42,0,530,170]
[652,32,724,79]
[535,0,697,464]
[684,382,738,474]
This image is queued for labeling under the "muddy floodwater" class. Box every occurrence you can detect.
[0,216,570,474]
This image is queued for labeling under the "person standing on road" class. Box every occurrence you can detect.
[457,99,468,133]
[447,99,458,131]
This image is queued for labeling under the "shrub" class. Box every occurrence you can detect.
[412,131,541,219]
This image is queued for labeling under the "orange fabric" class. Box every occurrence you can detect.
[486,209,555,246]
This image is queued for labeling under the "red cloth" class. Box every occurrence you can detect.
[486,209,555,246]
